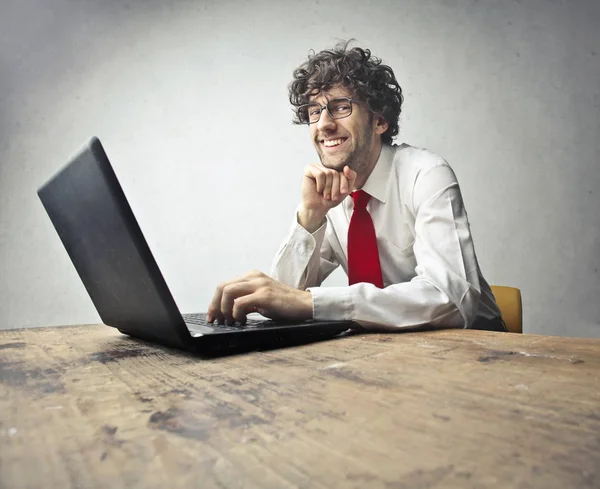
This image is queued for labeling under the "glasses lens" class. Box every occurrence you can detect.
[328,99,352,119]
[300,103,322,124]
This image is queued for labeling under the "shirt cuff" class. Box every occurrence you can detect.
[307,285,354,321]
[288,218,327,254]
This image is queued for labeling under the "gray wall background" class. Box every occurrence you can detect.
[1,0,599,337]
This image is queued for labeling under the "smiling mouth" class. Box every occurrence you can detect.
[321,137,348,148]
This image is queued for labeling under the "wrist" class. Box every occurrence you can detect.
[303,290,314,320]
[297,205,326,233]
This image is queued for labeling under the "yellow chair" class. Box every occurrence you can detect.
[490,286,523,334]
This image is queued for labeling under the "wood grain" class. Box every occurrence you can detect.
[1,325,599,489]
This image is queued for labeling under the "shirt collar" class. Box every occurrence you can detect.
[360,144,394,204]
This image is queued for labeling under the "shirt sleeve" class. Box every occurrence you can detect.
[270,211,340,290]
[308,164,482,330]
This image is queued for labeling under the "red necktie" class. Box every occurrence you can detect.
[348,190,384,288]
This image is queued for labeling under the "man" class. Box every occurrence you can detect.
[207,41,504,332]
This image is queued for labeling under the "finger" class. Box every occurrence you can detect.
[207,272,255,324]
[330,171,341,201]
[207,283,227,324]
[303,163,322,178]
[339,173,347,195]
[232,297,260,324]
[313,168,326,194]
[232,292,269,323]
[323,170,334,200]
[343,165,356,179]
[344,166,358,189]
[339,172,349,196]
[304,164,326,193]
[220,282,259,325]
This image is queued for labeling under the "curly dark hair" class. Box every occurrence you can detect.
[289,40,403,145]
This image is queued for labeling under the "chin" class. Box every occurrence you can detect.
[320,155,351,171]
[323,162,346,171]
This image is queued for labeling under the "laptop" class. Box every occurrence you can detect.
[37,137,354,354]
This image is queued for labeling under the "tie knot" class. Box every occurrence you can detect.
[352,190,371,210]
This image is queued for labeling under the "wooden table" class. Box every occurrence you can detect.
[1,325,599,489]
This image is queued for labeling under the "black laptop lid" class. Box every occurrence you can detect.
[37,137,190,349]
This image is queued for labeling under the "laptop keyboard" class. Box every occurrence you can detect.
[183,312,279,333]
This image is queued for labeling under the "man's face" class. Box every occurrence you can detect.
[308,86,378,173]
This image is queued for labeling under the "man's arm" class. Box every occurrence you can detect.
[270,213,337,290]
[309,164,482,329]
[270,163,357,290]
[206,164,356,325]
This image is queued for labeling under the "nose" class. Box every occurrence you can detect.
[316,107,336,132]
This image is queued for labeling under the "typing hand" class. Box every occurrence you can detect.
[298,164,357,233]
[206,270,313,325]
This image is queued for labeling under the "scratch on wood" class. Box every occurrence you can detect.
[264,356,294,365]
[321,362,349,370]
[432,346,459,355]
[134,390,158,404]
[323,367,395,389]
[0,342,26,350]
[478,350,587,364]
[148,407,211,441]
[387,464,454,488]
[167,388,193,399]
[319,352,387,371]
[346,472,377,482]
[83,348,148,365]
[102,425,125,447]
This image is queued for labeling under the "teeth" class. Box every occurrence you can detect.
[323,138,345,147]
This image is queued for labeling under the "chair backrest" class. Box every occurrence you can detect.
[490,286,522,334]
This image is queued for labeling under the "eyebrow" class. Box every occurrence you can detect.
[308,94,350,103]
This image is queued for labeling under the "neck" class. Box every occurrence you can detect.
[354,141,384,190]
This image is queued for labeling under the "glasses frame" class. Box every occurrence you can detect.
[298,97,359,125]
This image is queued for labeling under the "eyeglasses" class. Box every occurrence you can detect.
[297,97,358,125]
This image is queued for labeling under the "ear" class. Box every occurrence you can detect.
[374,115,389,136]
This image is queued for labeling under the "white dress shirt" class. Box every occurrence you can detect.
[271,143,501,330]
